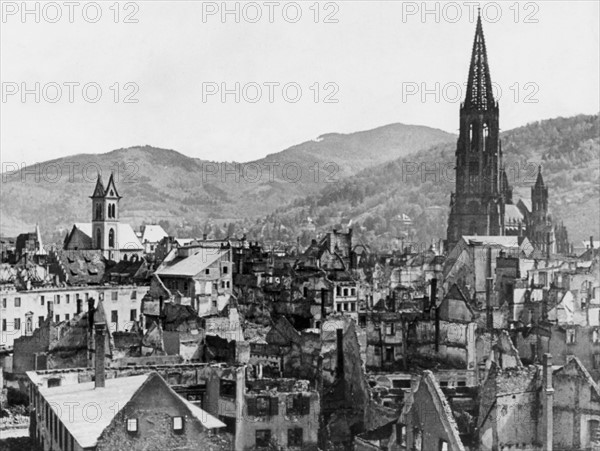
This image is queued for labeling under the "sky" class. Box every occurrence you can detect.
[1,1,599,166]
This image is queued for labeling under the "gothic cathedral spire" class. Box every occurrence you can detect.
[464,11,495,111]
[446,12,508,251]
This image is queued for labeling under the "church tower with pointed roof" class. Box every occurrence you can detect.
[447,12,510,251]
[529,166,552,254]
[90,173,121,260]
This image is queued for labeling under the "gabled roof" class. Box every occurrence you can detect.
[32,372,224,449]
[419,371,466,451]
[461,235,520,248]
[54,249,106,285]
[155,248,228,277]
[554,356,600,401]
[141,225,169,244]
[504,204,525,229]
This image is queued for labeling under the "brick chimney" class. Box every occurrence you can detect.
[542,353,554,450]
[591,236,595,249]
[486,277,494,331]
[94,322,106,388]
[336,328,344,378]
[87,298,95,332]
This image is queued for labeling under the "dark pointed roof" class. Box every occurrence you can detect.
[534,166,545,189]
[464,12,495,111]
[90,175,105,198]
[104,173,121,199]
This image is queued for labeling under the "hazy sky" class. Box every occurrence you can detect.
[1,1,599,166]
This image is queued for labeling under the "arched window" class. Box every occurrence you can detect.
[109,229,115,248]
[469,123,474,151]
[483,123,489,152]
[96,228,102,249]
[588,419,600,446]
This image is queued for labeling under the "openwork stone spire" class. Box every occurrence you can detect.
[464,11,495,111]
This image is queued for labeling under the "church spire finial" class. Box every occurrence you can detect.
[464,10,495,111]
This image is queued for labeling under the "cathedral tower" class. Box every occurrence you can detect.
[90,173,121,260]
[446,12,510,251]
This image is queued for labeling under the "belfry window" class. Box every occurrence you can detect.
[95,203,102,220]
[96,229,101,249]
[469,123,474,151]
[483,123,489,152]
[109,229,115,248]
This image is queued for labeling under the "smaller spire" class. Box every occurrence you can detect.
[90,174,105,198]
[104,171,121,199]
[534,165,545,188]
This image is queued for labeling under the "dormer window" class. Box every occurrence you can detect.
[172,416,184,433]
[126,418,138,433]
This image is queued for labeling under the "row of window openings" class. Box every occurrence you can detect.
[336,302,356,312]
[335,286,356,297]
[565,328,600,345]
[255,428,303,448]
[126,416,184,434]
[1,290,137,309]
[246,395,311,417]
[1,310,137,331]
[164,279,230,292]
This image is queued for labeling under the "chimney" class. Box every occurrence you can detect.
[87,298,95,331]
[591,236,595,249]
[47,301,54,321]
[336,328,344,378]
[486,277,494,331]
[94,322,106,388]
[432,279,440,353]
[203,233,207,241]
[158,296,165,328]
[542,353,554,450]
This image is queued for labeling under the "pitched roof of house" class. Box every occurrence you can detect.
[54,249,106,285]
[504,204,525,230]
[554,356,600,400]
[141,225,169,244]
[33,372,224,448]
[103,257,149,283]
[461,235,521,248]
[155,248,227,277]
[420,371,466,451]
